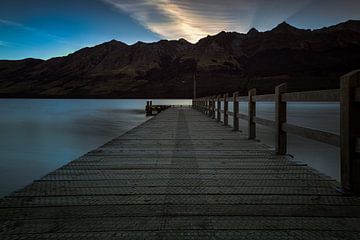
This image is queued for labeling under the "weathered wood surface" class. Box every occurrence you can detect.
[1,107,360,240]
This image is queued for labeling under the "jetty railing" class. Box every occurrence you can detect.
[192,70,360,193]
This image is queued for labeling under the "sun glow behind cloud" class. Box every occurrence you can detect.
[103,0,313,43]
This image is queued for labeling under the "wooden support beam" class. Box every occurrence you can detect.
[217,95,221,122]
[275,83,287,155]
[223,93,229,126]
[233,92,239,131]
[248,89,256,140]
[340,70,360,193]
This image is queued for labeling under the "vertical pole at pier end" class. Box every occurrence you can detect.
[248,89,256,140]
[340,70,360,193]
[223,93,229,126]
[217,95,221,122]
[233,92,239,131]
[275,83,287,155]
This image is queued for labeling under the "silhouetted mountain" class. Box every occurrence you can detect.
[1,20,360,98]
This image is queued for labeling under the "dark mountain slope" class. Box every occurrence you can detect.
[1,20,360,98]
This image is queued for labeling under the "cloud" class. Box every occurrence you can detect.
[0,19,77,47]
[103,0,313,43]
[103,0,258,42]
[0,40,9,47]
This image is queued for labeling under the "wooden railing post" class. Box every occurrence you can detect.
[206,97,211,117]
[223,93,229,125]
[208,97,212,117]
[204,97,209,115]
[204,99,207,114]
[201,99,204,113]
[340,70,360,192]
[275,83,287,155]
[233,91,239,131]
[217,95,221,122]
[204,98,207,114]
[248,89,256,139]
[211,96,216,119]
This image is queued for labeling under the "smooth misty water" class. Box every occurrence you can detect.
[0,100,339,197]
[0,99,191,197]
[227,102,340,182]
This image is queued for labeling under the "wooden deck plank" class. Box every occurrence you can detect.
[1,107,359,239]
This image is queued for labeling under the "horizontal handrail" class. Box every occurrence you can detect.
[282,123,340,147]
[195,88,351,103]
[237,96,248,102]
[253,94,275,102]
[282,89,340,102]
[192,69,360,193]
[238,113,248,121]
[254,117,276,128]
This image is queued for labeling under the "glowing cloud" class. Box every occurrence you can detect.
[103,0,313,43]
[103,0,258,42]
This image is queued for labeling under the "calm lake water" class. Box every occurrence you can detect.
[0,99,191,197]
[0,99,339,197]
[233,102,339,181]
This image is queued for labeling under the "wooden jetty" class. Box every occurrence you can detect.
[1,71,360,239]
[145,101,171,116]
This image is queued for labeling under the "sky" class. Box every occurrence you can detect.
[1,0,360,60]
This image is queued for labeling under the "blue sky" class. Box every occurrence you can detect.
[1,0,360,60]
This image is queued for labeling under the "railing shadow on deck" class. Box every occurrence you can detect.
[192,70,360,193]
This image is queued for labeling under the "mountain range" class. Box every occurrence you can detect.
[1,20,360,98]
